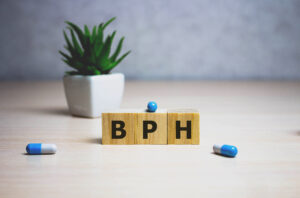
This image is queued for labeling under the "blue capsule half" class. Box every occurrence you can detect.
[26,143,57,155]
[213,144,238,157]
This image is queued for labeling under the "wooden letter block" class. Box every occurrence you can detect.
[167,109,200,144]
[102,113,135,145]
[135,110,167,144]
[102,109,200,145]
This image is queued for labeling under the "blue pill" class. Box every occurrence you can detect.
[26,143,57,155]
[213,144,238,157]
[147,101,157,112]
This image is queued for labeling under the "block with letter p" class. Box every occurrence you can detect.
[167,109,200,144]
[135,109,167,144]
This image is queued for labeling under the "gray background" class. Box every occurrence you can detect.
[1,0,300,80]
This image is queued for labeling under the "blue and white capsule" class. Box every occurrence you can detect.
[26,143,57,155]
[213,144,238,157]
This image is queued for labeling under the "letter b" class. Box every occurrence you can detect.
[112,120,126,139]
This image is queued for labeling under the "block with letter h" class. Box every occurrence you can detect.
[102,109,199,145]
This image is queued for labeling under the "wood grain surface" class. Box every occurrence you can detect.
[0,81,299,198]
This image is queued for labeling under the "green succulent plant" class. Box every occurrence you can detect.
[59,17,130,75]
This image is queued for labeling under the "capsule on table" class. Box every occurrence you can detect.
[213,144,238,157]
[26,143,57,155]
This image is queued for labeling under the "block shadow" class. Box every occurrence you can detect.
[84,137,102,144]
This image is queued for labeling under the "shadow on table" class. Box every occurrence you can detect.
[38,107,70,116]
[15,106,72,117]
[27,107,97,119]
[22,153,55,155]
[211,152,235,158]
[84,137,102,144]
[287,131,300,136]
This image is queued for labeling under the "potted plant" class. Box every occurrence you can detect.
[59,17,130,118]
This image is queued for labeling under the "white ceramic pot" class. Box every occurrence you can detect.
[63,73,124,118]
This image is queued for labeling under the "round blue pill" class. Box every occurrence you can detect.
[147,101,157,112]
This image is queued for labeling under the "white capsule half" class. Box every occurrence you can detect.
[213,144,222,154]
[41,144,57,154]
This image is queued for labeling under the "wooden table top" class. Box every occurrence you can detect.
[0,81,299,198]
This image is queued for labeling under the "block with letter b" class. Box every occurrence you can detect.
[102,112,135,144]
[167,109,200,144]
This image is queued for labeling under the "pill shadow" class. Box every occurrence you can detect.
[22,153,55,155]
[211,152,235,158]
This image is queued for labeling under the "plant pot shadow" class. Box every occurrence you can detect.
[41,107,70,116]
[16,106,96,119]
[14,106,71,117]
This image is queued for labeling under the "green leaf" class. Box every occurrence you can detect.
[93,69,101,75]
[97,34,114,68]
[110,31,116,43]
[61,33,80,61]
[65,21,87,50]
[59,50,70,59]
[103,50,130,72]
[103,17,116,30]
[70,30,83,56]
[115,50,131,65]
[63,31,80,60]
[84,25,90,37]
[63,30,73,51]
[59,51,76,66]
[91,26,97,42]
[62,58,71,66]
[96,35,109,57]
[61,58,78,70]
[102,31,115,58]
[110,37,124,61]
[97,23,104,44]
